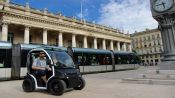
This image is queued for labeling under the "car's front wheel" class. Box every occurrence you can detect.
[22,78,35,92]
[48,79,66,96]
[74,77,85,90]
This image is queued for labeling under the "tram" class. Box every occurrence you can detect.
[0,41,140,80]
[68,47,140,73]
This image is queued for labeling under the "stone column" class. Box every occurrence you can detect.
[129,44,132,52]
[110,40,114,50]
[72,34,76,47]
[153,55,156,65]
[123,43,127,51]
[43,29,47,45]
[83,36,87,48]
[102,39,106,50]
[24,26,30,44]
[117,42,121,51]
[94,37,97,49]
[156,15,175,70]
[58,32,63,47]
[1,23,8,41]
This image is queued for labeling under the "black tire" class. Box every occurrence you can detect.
[22,78,35,92]
[74,77,85,90]
[48,79,66,96]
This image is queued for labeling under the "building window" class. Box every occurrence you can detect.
[29,35,32,44]
[148,36,151,41]
[68,40,72,47]
[154,47,157,52]
[158,40,160,45]
[149,43,151,47]
[97,43,100,49]
[8,33,14,43]
[89,42,92,48]
[157,34,160,39]
[159,48,162,52]
[79,41,83,48]
[55,38,58,46]
[154,41,156,46]
[152,35,155,40]
[155,54,158,58]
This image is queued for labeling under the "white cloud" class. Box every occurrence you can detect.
[98,0,158,34]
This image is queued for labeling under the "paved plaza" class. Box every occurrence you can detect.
[0,66,175,98]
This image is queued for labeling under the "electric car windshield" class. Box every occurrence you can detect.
[48,51,75,68]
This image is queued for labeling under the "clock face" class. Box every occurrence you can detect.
[153,0,174,12]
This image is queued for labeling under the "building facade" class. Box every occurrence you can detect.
[0,0,131,51]
[131,29,163,66]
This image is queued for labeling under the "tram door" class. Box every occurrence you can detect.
[11,44,21,79]
[110,50,115,71]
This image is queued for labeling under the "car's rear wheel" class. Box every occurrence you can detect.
[48,79,66,96]
[22,78,35,92]
[74,77,85,90]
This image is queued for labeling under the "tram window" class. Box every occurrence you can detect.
[0,49,6,67]
[120,54,128,64]
[134,55,141,64]
[97,54,106,65]
[90,54,99,65]
[5,49,12,68]
[74,53,83,65]
[80,53,112,66]
[82,53,91,66]
[21,50,30,67]
[115,54,122,64]
[0,49,12,68]
[129,54,135,64]
[104,54,112,65]
[116,54,128,64]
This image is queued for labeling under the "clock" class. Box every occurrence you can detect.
[153,0,174,12]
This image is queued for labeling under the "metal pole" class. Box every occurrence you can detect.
[81,0,83,22]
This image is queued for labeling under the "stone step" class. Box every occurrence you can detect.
[122,78,175,85]
[147,69,175,74]
[139,74,175,80]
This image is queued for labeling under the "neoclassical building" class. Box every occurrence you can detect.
[131,29,163,65]
[0,0,131,51]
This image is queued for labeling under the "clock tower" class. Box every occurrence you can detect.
[150,0,175,70]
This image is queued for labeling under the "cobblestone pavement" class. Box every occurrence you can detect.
[0,66,175,98]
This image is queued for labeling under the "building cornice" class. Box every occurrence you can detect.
[131,29,160,37]
[0,2,131,40]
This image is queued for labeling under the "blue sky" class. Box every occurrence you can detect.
[10,0,158,33]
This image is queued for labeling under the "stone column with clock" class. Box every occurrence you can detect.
[150,0,175,71]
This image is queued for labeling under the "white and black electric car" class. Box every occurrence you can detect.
[22,47,85,95]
